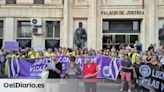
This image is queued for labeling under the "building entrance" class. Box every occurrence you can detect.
[102,19,141,49]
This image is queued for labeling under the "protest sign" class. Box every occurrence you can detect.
[139,64,164,92]
[3,41,19,52]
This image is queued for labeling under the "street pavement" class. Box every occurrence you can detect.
[78,82,136,92]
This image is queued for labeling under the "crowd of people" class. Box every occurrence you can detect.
[0,43,163,92]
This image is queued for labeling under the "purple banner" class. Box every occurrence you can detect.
[8,56,122,80]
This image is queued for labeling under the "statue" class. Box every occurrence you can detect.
[74,22,87,48]
[159,24,164,40]
[159,24,164,45]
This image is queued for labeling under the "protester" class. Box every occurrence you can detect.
[83,56,99,92]
[16,51,25,58]
[4,50,17,75]
[150,55,161,69]
[128,48,137,64]
[126,44,131,50]
[75,49,80,56]
[57,47,63,56]
[63,48,68,56]
[149,55,161,92]
[45,48,55,57]
[47,57,62,78]
[65,56,80,79]
[153,43,158,53]
[6,50,16,58]
[133,55,144,92]
[146,51,153,63]
[91,49,97,56]
[24,47,30,58]
[120,54,133,92]
[38,51,45,58]
[141,51,147,62]
[83,48,88,56]
[79,49,84,56]
[134,41,142,53]
[148,44,154,52]
[68,48,76,56]
[0,48,6,75]
[118,49,125,59]
[160,52,164,70]
[111,50,117,58]
[29,50,39,59]
[97,50,102,56]
[102,50,106,56]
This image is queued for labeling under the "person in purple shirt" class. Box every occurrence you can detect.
[120,54,133,92]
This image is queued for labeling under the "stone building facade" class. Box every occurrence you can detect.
[0,0,163,51]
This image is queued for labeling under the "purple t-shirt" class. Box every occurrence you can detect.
[121,58,132,72]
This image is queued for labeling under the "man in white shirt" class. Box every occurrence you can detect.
[0,48,6,76]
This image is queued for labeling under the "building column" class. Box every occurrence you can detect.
[140,17,146,51]
[96,0,102,50]
[32,35,44,51]
[154,0,159,46]
[148,0,158,46]
[61,0,69,48]
[88,0,97,49]
[68,0,73,48]
[3,18,15,44]
[0,0,5,5]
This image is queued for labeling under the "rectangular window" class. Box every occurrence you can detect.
[103,21,109,32]
[45,39,60,49]
[46,21,60,38]
[102,20,141,33]
[0,21,3,38]
[115,35,126,43]
[109,20,133,33]
[34,0,44,4]
[102,35,112,49]
[17,39,31,48]
[17,21,32,38]
[133,21,139,31]
[6,0,16,4]
[130,35,138,43]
